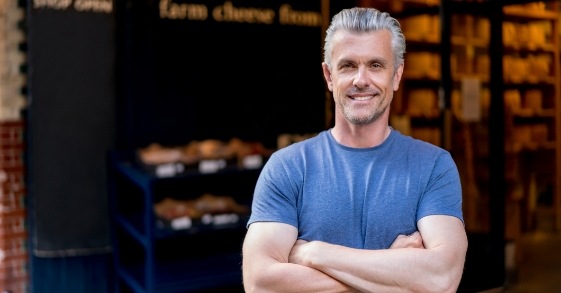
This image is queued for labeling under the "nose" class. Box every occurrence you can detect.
[353,66,368,88]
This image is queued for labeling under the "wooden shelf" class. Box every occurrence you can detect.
[368,1,561,233]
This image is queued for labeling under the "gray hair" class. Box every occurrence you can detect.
[323,7,406,70]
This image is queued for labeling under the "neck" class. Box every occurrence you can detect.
[331,121,391,148]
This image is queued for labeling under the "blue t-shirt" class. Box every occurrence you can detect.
[247,129,463,249]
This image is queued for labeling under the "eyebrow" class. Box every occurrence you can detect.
[336,56,390,68]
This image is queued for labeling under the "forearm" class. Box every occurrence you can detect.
[306,243,462,293]
[242,222,359,293]
[243,260,358,293]
[289,216,467,292]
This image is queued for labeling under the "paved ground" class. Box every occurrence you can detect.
[502,205,561,293]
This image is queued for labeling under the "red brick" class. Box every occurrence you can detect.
[0,119,27,293]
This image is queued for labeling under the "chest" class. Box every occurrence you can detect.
[297,162,422,249]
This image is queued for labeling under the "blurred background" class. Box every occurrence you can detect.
[0,0,560,292]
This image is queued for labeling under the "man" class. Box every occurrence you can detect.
[242,7,467,293]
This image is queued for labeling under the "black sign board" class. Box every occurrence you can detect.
[116,0,327,150]
[27,2,115,256]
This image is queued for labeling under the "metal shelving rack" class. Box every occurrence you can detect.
[108,151,261,292]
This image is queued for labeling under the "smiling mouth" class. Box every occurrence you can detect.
[349,94,375,101]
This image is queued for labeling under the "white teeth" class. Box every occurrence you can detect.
[352,96,371,101]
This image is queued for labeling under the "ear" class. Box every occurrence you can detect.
[322,62,334,92]
[393,62,404,91]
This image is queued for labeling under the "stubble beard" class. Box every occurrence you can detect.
[341,95,392,125]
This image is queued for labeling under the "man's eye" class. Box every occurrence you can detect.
[372,63,383,68]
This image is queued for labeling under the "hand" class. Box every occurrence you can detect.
[390,231,424,249]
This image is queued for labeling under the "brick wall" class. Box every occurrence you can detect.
[0,0,28,292]
[0,121,26,293]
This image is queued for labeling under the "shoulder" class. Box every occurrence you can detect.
[390,130,449,156]
[390,130,457,171]
[261,131,327,173]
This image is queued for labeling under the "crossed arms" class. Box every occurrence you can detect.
[242,215,467,293]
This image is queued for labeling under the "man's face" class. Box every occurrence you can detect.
[322,29,403,125]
